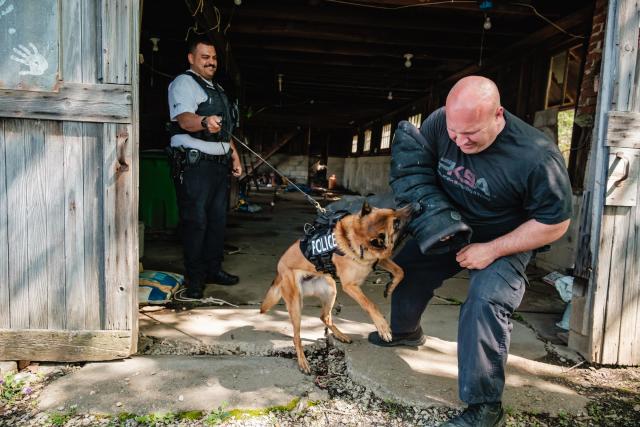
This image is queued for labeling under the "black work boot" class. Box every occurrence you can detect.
[440,403,505,427]
[184,280,204,299]
[207,270,239,286]
[367,326,426,347]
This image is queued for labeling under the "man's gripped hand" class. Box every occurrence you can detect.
[456,242,498,270]
[206,115,223,134]
[231,159,242,177]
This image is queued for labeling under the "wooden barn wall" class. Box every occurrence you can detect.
[572,0,640,365]
[0,0,138,360]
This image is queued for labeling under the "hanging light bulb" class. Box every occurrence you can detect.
[277,73,284,93]
[483,15,492,30]
[234,0,242,5]
[150,37,160,52]
[403,53,413,68]
[387,91,393,100]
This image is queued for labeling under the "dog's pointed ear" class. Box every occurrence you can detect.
[360,200,372,216]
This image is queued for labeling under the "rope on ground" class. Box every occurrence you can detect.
[173,288,239,307]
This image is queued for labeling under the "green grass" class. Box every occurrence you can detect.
[557,109,575,165]
[47,407,77,426]
[0,373,25,403]
[98,400,305,426]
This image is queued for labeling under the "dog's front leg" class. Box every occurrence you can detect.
[281,273,311,374]
[319,275,351,343]
[341,282,392,342]
[377,258,404,298]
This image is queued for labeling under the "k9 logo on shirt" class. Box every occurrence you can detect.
[438,158,491,199]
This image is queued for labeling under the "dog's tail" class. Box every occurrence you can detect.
[260,275,282,313]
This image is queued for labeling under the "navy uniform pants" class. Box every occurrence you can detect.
[174,159,229,288]
[391,239,531,404]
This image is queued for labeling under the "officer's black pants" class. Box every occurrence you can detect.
[390,239,531,404]
[174,160,229,288]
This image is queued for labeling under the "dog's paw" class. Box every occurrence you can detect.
[333,331,352,343]
[376,323,393,342]
[298,357,312,374]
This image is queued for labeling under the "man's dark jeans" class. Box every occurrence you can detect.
[174,160,229,287]
[391,239,532,404]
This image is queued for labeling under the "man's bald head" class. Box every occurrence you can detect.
[444,76,505,154]
[446,76,501,118]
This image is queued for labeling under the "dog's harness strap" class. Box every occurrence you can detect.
[300,210,349,277]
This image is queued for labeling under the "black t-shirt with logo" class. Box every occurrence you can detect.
[420,107,572,243]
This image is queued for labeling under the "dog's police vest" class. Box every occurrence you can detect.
[299,210,349,277]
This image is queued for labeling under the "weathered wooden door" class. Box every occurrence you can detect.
[570,0,640,365]
[0,0,139,361]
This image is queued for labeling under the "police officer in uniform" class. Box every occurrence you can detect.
[167,36,242,298]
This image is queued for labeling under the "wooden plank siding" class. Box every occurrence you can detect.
[63,121,87,330]
[0,83,132,124]
[25,121,49,329]
[0,121,9,329]
[607,111,640,148]
[574,0,640,365]
[5,119,30,329]
[0,329,132,362]
[45,121,67,330]
[130,0,141,353]
[83,123,105,330]
[100,0,138,337]
[0,0,139,360]
[598,0,640,365]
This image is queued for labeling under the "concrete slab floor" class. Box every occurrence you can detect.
[138,189,585,414]
[38,356,326,414]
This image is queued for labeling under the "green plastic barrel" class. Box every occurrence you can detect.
[139,149,179,230]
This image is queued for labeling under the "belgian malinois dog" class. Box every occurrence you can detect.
[260,202,414,373]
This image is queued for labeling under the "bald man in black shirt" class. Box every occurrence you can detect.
[369,76,572,427]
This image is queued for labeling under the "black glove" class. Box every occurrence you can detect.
[410,201,472,254]
[390,121,472,254]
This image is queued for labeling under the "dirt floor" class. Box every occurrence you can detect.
[2,351,640,426]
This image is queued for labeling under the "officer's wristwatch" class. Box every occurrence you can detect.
[200,116,208,129]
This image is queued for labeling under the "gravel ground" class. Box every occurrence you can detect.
[2,340,640,426]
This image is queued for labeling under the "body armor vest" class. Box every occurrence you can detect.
[169,71,234,142]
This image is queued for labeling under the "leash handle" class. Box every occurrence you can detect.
[222,129,327,214]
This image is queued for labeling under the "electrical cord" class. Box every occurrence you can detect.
[326,0,585,40]
[512,2,585,39]
[325,0,475,10]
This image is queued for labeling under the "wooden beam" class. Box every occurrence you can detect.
[236,54,462,71]
[284,80,425,93]
[354,0,566,17]
[443,6,592,84]
[237,55,398,70]
[217,3,533,35]
[229,20,511,50]
[606,111,640,148]
[231,39,477,61]
[0,82,132,123]
[241,129,299,180]
[0,329,132,361]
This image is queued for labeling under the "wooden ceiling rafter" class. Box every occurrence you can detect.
[160,0,595,129]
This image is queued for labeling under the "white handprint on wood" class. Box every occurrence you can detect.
[10,43,48,76]
[0,0,15,18]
